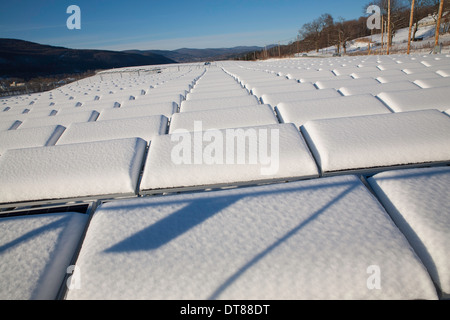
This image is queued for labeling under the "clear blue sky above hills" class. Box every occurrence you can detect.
[0,0,371,51]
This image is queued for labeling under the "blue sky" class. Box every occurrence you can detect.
[0,0,370,51]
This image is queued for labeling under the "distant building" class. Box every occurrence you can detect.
[10,81,25,87]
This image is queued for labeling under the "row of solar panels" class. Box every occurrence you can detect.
[0,57,449,300]
[1,64,450,207]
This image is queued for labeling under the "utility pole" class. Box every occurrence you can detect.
[408,0,416,54]
[434,0,445,52]
[381,15,385,53]
[278,42,281,58]
[387,0,391,55]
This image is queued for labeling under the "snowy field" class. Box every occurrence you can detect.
[0,53,450,300]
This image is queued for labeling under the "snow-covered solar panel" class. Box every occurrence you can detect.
[339,81,420,96]
[180,95,259,112]
[140,123,319,194]
[185,89,250,101]
[0,125,65,155]
[413,77,450,89]
[0,212,88,300]
[436,68,450,77]
[122,93,184,106]
[332,66,381,76]
[276,94,391,128]
[0,138,147,207]
[18,111,99,129]
[66,175,437,300]
[368,166,450,298]
[97,101,178,120]
[0,120,21,131]
[377,87,450,112]
[376,71,442,83]
[250,82,316,97]
[56,115,167,145]
[169,105,278,133]
[260,88,341,108]
[301,110,450,175]
[349,68,406,79]
[315,78,380,90]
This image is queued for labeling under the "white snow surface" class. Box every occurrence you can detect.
[339,81,420,96]
[368,166,450,298]
[18,111,99,129]
[180,95,260,112]
[276,94,392,128]
[97,102,178,120]
[0,212,88,299]
[377,87,450,112]
[0,138,146,205]
[66,175,437,300]
[169,105,278,133]
[0,120,20,131]
[0,125,65,155]
[140,123,319,193]
[260,88,341,107]
[56,115,168,145]
[301,110,450,174]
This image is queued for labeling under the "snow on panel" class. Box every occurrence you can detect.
[301,110,450,175]
[140,123,319,194]
[241,77,296,90]
[18,111,99,129]
[123,93,184,107]
[97,102,178,120]
[339,81,420,96]
[368,166,450,298]
[276,94,391,128]
[332,66,381,76]
[315,78,379,90]
[260,88,341,108]
[190,83,243,93]
[0,138,147,205]
[169,105,278,133]
[436,69,450,77]
[66,175,437,300]
[251,82,316,98]
[0,125,65,155]
[0,212,88,300]
[57,116,167,145]
[413,77,450,89]
[377,87,450,112]
[0,120,21,131]
[378,62,427,71]
[180,95,259,112]
[186,90,249,101]
[1,107,29,116]
[350,69,406,79]
[376,72,442,84]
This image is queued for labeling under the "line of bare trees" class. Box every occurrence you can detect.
[238,0,448,60]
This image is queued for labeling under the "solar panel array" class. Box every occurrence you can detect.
[0,55,449,300]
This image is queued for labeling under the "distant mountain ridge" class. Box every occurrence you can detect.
[124,46,267,62]
[0,39,176,79]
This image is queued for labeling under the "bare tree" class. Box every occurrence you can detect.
[366,0,409,46]
[300,13,334,52]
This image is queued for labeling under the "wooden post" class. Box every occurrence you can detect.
[387,0,391,55]
[381,15,385,53]
[434,0,445,50]
[408,0,416,54]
